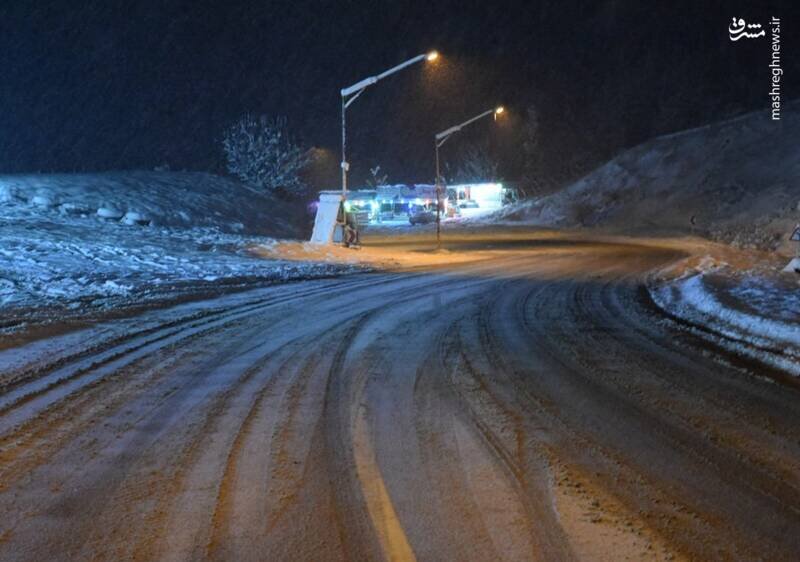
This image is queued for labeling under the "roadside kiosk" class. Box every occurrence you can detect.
[310,192,344,245]
[309,191,360,247]
[783,224,800,273]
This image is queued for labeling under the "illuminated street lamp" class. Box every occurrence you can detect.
[340,51,439,198]
[434,106,504,248]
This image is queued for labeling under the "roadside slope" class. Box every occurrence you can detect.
[498,102,800,254]
[0,171,340,336]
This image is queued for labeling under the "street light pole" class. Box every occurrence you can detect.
[435,139,443,249]
[341,97,348,196]
[340,51,438,199]
[433,106,504,249]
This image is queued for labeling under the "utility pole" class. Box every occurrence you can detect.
[433,106,504,249]
[340,51,439,198]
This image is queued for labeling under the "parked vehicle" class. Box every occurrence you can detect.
[378,202,411,222]
[409,209,436,225]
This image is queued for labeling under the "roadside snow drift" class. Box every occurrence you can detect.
[650,273,800,376]
[0,172,345,319]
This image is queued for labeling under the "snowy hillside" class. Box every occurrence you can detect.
[497,102,800,254]
[0,171,304,235]
[0,172,342,326]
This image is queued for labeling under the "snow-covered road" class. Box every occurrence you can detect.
[1,233,799,561]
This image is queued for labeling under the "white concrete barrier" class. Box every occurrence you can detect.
[310,192,343,244]
[783,257,800,274]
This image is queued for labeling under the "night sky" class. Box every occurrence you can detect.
[1,0,796,189]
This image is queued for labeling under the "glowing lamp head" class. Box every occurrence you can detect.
[495,106,505,115]
[426,50,439,62]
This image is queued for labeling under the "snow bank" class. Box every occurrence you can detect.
[0,218,347,314]
[650,274,800,376]
[0,172,344,320]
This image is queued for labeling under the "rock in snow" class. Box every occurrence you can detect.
[122,211,150,226]
[31,193,57,207]
[97,206,124,220]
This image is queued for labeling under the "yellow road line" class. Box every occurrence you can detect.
[353,406,416,562]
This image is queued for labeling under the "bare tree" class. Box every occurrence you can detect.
[222,115,312,197]
[522,104,541,195]
[447,142,499,184]
[366,165,389,187]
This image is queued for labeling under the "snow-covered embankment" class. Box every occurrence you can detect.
[649,273,800,376]
[0,172,353,327]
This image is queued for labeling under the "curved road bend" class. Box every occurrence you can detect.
[1,235,799,561]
